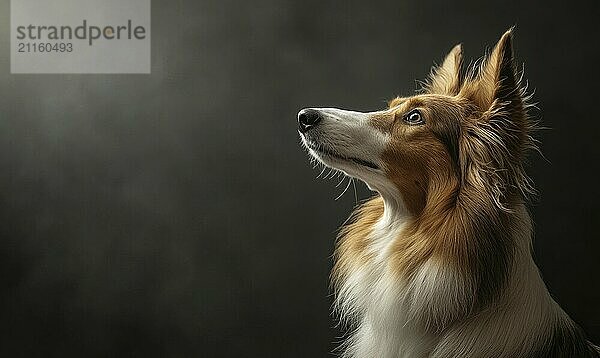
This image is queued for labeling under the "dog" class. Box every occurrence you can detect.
[297,29,599,357]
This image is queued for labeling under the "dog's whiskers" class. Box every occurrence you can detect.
[334,175,353,201]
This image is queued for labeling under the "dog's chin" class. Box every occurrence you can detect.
[303,138,381,175]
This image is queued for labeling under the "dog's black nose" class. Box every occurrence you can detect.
[298,108,322,133]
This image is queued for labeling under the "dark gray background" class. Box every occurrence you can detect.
[1,0,598,357]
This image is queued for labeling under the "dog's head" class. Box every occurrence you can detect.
[299,29,534,215]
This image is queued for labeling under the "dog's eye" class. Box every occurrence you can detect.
[404,109,424,125]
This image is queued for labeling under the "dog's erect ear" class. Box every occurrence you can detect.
[458,29,536,209]
[426,44,463,95]
[461,28,523,117]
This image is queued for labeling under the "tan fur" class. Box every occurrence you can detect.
[427,44,463,95]
[332,197,384,292]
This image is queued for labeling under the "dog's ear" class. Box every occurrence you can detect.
[461,28,524,119]
[458,28,536,209]
[426,44,463,95]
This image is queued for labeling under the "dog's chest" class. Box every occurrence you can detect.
[338,221,436,357]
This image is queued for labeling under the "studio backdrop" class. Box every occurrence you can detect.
[0,0,598,357]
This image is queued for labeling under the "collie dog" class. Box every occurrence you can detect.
[298,29,599,357]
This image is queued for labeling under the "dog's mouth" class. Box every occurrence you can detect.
[305,142,380,170]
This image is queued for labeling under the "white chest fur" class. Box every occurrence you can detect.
[336,206,438,358]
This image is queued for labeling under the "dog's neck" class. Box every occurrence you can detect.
[379,191,410,228]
